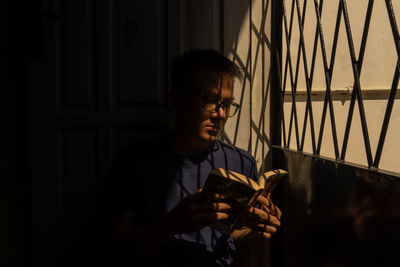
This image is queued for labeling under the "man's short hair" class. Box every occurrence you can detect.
[171,49,243,93]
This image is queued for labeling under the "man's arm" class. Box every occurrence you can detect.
[109,190,233,264]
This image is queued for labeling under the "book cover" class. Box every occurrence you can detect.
[202,168,287,234]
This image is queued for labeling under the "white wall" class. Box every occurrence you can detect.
[223,0,273,175]
[282,0,400,174]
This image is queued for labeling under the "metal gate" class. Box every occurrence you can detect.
[270,0,400,266]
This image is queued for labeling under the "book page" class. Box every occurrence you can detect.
[258,169,288,194]
[211,168,260,191]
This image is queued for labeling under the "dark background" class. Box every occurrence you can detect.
[1,0,250,266]
[1,0,173,266]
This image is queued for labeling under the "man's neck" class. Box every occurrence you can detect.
[168,130,213,156]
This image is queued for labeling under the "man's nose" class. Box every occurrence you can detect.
[214,105,227,119]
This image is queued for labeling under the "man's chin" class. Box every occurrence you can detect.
[200,132,218,142]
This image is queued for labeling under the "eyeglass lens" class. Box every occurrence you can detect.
[203,100,239,117]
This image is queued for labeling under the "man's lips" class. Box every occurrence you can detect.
[206,125,220,132]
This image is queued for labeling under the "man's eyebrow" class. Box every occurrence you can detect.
[206,94,235,101]
[224,97,235,101]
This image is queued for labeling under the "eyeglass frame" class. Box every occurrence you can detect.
[181,90,241,117]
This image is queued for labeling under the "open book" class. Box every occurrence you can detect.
[202,168,288,233]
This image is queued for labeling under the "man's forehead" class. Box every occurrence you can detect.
[189,70,233,94]
[208,87,233,98]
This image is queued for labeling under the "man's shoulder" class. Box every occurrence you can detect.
[214,140,258,180]
[215,140,256,162]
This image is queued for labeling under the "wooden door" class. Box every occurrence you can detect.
[29,0,171,266]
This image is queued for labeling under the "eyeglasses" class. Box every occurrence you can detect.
[183,91,240,117]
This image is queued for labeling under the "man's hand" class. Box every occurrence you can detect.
[167,190,233,234]
[236,193,281,238]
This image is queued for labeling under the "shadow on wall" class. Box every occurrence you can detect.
[221,0,273,174]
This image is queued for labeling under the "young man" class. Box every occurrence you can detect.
[94,49,281,266]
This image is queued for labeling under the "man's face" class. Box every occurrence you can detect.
[178,71,234,144]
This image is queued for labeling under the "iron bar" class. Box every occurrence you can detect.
[282,0,301,149]
[340,0,374,162]
[340,0,373,167]
[293,0,317,154]
[342,2,373,166]
[309,0,323,89]
[373,60,400,167]
[373,0,400,167]
[385,0,400,60]
[293,0,306,100]
[248,0,253,154]
[276,51,287,147]
[313,0,339,159]
[287,104,294,148]
[302,0,324,154]
[270,0,283,149]
[317,0,342,155]
[283,88,399,101]
[282,0,296,101]
[296,0,310,151]
[294,0,317,153]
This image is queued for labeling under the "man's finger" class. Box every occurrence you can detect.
[202,192,227,201]
[257,231,272,239]
[256,194,272,207]
[249,207,281,227]
[193,212,230,225]
[211,202,231,211]
[270,202,282,219]
[254,223,277,234]
[196,202,232,212]
[261,200,282,219]
[256,195,282,219]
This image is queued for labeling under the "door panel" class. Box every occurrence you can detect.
[58,129,97,236]
[30,0,170,266]
[58,0,96,112]
[114,0,166,108]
